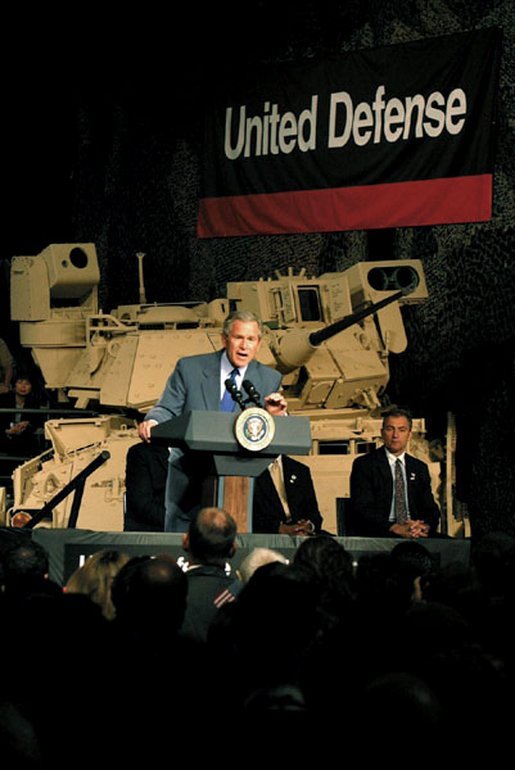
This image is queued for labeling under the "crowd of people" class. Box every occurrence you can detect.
[1,513,514,766]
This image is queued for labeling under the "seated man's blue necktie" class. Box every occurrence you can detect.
[220,367,240,412]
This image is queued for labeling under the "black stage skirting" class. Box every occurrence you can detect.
[28,528,471,586]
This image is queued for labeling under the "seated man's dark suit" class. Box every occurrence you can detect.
[124,442,169,531]
[252,456,323,534]
[348,447,440,537]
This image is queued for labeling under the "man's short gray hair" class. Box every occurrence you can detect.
[222,311,263,339]
[382,407,413,430]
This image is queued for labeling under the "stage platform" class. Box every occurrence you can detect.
[28,528,471,585]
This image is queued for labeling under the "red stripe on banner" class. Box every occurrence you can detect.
[197,174,492,238]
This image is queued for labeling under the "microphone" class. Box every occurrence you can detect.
[224,378,246,411]
[242,379,263,407]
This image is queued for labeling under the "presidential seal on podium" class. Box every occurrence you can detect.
[234,407,275,452]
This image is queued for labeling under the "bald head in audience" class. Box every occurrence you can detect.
[183,507,237,567]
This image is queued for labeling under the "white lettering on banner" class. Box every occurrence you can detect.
[328,85,467,148]
[222,86,467,160]
[224,96,318,160]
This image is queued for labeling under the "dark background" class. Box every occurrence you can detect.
[0,1,513,538]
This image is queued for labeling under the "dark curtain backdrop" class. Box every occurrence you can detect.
[1,0,514,538]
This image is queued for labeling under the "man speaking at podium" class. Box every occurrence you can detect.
[138,311,287,532]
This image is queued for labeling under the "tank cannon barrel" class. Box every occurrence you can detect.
[273,286,411,374]
[309,288,406,346]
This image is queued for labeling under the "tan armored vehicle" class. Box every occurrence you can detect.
[3,242,459,534]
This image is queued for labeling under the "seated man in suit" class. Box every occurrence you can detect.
[138,310,287,532]
[252,455,324,535]
[348,408,440,538]
[124,441,169,531]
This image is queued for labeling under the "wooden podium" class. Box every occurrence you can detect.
[150,410,312,532]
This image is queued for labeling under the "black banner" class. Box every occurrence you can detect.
[198,29,501,238]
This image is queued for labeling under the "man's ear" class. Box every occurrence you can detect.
[182,533,189,551]
[229,541,237,558]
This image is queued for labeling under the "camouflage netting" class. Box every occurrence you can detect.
[67,0,514,538]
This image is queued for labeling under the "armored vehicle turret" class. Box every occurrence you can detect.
[4,243,447,534]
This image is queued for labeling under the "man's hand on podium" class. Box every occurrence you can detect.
[138,419,158,443]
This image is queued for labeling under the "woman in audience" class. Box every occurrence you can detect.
[65,549,131,620]
[0,371,45,454]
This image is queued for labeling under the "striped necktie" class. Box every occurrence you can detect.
[394,458,408,524]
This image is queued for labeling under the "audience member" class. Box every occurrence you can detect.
[65,549,131,619]
[291,535,355,625]
[353,671,446,761]
[228,560,319,727]
[469,531,515,662]
[389,540,435,602]
[0,699,43,769]
[292,534,354,584]
[0,528,29,584]
[180,506,242,642]
[470,530,515,600]
[0,538,57,600]
[0,372,46,455]
[237,546,289,582]
[111,554,188,638]
[398,598,509,758]
[109,553,217,760]
[0,538,113,768]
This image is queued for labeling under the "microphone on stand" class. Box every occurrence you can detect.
[242,379,263,407]
[224,378,246,411]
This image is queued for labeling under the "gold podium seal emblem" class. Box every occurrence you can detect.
[234,407,275,452]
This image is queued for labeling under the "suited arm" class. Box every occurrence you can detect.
[124,446,166,530]
[305,492,324,533]
[250,365,283,412]
[349,458,393,537]
[251,478,283,534]
[290,468,324,533]
[413,462,441,534]
[144,359,189,424]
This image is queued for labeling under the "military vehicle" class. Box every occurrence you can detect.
[2,242,463,535]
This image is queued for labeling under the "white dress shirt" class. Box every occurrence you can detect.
[220,351,249,401]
